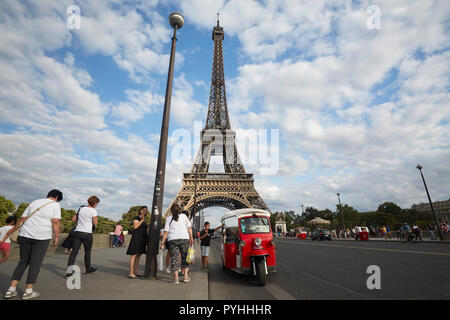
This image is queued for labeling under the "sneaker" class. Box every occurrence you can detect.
[173,280,180,285]
[22,290,40,300]
[183,278,191,283]
[86,267,97,274]
[166,267,171,274]
[4,290,17,299]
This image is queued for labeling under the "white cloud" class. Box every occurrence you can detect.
[0,0,448,221]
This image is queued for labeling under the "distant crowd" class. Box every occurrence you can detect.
[276,221,450,241]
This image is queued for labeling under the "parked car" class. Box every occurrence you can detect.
[311,229,332,241]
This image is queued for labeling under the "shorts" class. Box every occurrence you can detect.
[200,245,210,257]
[0,242,10,252]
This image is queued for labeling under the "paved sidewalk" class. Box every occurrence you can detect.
[0,242,208,300]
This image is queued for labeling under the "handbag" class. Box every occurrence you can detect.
[157,248,164,272]
[186,245,195,265]
[10,200,55,243]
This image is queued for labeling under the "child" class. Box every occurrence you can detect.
[0,215,18,263]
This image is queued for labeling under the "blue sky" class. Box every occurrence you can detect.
[0,0,449,227]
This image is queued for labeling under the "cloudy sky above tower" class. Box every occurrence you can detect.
[0,0,449,224]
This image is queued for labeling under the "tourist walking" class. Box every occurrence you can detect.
[161,204,193,284]
[427,224,436,240]
[0,215,18,263]
[113,223,123,248]
[412,224,422,241]
[67,196,100,277]
[200,221,224,271]
[2,189,62,300]
[126,206,148,279]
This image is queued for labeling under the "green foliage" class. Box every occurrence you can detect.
[15,203,29,218]
[360,211,399,228]
[0,196,16,227]
[333,204,360,229]
[61,208,77,233]
[94,216,117,234]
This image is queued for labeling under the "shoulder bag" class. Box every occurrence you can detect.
[10,200,54,243]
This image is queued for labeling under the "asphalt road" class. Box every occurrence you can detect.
[208,238,450,300]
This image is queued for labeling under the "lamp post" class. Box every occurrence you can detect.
[300,204,304,226]
[144,12,184,279]
[337,193,346,239]
[416,164,443,241]
[191,165,199,231]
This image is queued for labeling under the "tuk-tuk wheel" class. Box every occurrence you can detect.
[256,260,266,286]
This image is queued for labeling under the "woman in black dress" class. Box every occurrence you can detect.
[126,206,148,278]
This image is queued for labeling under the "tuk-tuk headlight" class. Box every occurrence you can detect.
[254,238,262,246]
[239,240,246,248]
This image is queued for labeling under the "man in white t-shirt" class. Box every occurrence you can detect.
[67,196,99,277]
[3,189,62,300]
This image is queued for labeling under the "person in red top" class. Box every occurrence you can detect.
[113,223,123,248]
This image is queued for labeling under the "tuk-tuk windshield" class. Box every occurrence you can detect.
[240,216,270,234]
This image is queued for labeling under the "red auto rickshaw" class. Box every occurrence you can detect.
[220,209,276,286]
[355,226,369,241]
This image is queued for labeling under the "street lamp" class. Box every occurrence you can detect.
[416,164,443,241]
[191,165,199,231]
[144,12,184,279]
[337,193,346,239]
[300,204,304,226]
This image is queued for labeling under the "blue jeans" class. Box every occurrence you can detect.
[113,235,120,246]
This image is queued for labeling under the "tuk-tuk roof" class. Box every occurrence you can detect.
[220,209,271,222]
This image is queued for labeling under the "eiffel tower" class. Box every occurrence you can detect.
[165,16,270,218]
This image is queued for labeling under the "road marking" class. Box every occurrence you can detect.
[279,240,450,257]
[265,282,297,300]
[277,262,370,299]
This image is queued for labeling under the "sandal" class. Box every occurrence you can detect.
[183,278,191,283]
[128,274,138,279]
[173,280,180,285]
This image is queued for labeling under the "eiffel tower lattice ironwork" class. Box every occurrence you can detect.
[165,16,270,218]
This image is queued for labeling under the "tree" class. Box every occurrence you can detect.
[15,202,29,218]
[377,202,402,220]
[0,196,16,227]
[94,216,117,234]
[335,204,360,228]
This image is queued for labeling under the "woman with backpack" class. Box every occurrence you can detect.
[66,196,100,277]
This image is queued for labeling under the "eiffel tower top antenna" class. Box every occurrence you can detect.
[217,13,219,26]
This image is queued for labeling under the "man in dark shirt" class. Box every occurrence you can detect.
[199,221,223,272]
